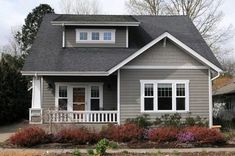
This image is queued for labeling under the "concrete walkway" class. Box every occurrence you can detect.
[0,147,235,154]
[0,121,28,142]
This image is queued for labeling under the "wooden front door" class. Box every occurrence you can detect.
[73,87,86,111]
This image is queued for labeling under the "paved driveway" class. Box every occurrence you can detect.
[0,121,28,142]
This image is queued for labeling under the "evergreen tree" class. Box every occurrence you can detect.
[0,54,31,124]
[16,4,54,55]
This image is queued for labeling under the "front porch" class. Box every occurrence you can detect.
[29,73,120,124]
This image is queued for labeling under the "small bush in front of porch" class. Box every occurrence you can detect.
[55,127,100,145]
[100,123,144,142]
[147,127,179,142]
[126,114,153,128]
[9,126,48,147]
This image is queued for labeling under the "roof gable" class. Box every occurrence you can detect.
[108,32,223,74]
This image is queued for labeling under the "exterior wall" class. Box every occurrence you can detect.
[126,40,203,67]
[42,76,117,110]
[65,26,126,47]
[120,69,209,123]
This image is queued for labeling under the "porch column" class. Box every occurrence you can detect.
[208,70,213,128]
[117,70,121,125]
[32,76,42,108]
[30,76,43,124]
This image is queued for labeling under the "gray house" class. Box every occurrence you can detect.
[22,14,223,127]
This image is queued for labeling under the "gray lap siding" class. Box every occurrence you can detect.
[120,69,209,124]
[42,76,117,110]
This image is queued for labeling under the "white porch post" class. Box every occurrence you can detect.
[29,76,43,124]
[32,76,42,109]
[117,70,121,125]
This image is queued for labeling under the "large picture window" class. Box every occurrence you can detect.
[140,80,189,112]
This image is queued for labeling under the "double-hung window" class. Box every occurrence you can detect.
[141,80,189,112]
[58,86,68,110]
[90,86,100,110]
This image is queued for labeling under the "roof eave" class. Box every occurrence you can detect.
[21,71,109,76]
[51,21,140,26]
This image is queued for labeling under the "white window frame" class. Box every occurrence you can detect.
[57,86,68,110]
[55,82,103,111]
[140,80,189,113]
[76,29,116,44]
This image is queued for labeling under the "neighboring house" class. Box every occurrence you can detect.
[22,14,223,127]
[213,78,235,120]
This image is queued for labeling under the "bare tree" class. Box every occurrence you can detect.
[60,0,101,14]
[0,26,21,56]
[126,0,164,15]
[126,0,234,62]
[164,0,233,54]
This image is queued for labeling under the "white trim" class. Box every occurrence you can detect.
[108,32,222,74]
[51,21,140,27]
[122,65,208,70]
[117,70,120,125]
[126,26,129,48]
[32,76,42,109]
[21,71,109,76]
[140,80,190,113]
[208,70,212,128]
[55,82,104,111]
[62,25,65,47]
[76,29,116,44]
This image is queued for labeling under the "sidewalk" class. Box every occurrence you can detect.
[0,147,235,154]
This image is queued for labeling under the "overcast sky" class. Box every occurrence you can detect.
[0,0,235,58]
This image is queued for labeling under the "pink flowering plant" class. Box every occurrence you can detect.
[177,132,195,143]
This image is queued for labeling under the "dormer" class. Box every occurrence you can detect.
[51,15,140,48]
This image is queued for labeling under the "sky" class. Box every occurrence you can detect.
[0,0,235,58]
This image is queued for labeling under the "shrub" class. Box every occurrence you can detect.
[9,126,47,147]
[72,148,81,156]
[177,132,195,143]
[55,127,99,144]
[184,126,225,144]
[155,113,182,128]
[126,114,152,128]
[100,123,143,142]
[147,127,178,142]
[95,139,110,156]
[184,116,208,127]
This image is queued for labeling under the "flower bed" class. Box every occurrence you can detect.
[9,125,226,148]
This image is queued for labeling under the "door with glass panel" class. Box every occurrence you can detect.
[73,87,86,111]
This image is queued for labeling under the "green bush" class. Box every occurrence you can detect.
[126,114,152,128]
[154,113,208,128]
[72,148,81,156]
[95,139,110,156]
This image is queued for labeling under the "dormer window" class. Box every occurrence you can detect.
[92,32,100,40]
[79,32,88,40]
[76,29,115,44]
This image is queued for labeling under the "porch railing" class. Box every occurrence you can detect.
[43,110,118,123]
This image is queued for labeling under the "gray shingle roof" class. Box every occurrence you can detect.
[22,14,222,73]
[53,14,138,23]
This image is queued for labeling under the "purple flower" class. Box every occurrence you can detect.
[177,132,195,143]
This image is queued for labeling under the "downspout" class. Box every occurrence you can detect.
[209,70,221,128]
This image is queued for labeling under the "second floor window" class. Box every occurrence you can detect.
[104,32,112,40]
[92,32,100,40]
[79,32,88,40]
[76,29,115,44]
